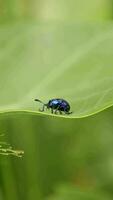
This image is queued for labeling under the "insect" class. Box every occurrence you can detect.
[34,98,72,115]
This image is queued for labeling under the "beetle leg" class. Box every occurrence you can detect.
[45,106,48,111]
[68,111,73,114]
[51,108,54,114]
[39,105,45,112]
[55,108,62,115]
[65,111,73,115]
[55,110,57,114]
[59,110,62,115]
[54,106,60,114]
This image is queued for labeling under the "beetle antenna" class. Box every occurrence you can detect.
[34,99,45,105]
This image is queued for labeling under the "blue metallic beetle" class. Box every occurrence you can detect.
[34,98,72,115]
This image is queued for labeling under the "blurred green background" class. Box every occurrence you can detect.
[0,0,112,21]
[0,1,113,200]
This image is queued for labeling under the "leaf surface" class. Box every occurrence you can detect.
[0,22,113,118]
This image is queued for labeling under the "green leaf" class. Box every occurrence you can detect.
[0,22,113,118]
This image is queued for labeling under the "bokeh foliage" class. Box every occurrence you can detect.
[1,108,113,200]
[0,0,112,21]
[0,1,113,200]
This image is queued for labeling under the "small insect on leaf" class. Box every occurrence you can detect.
[35,98,72,115]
